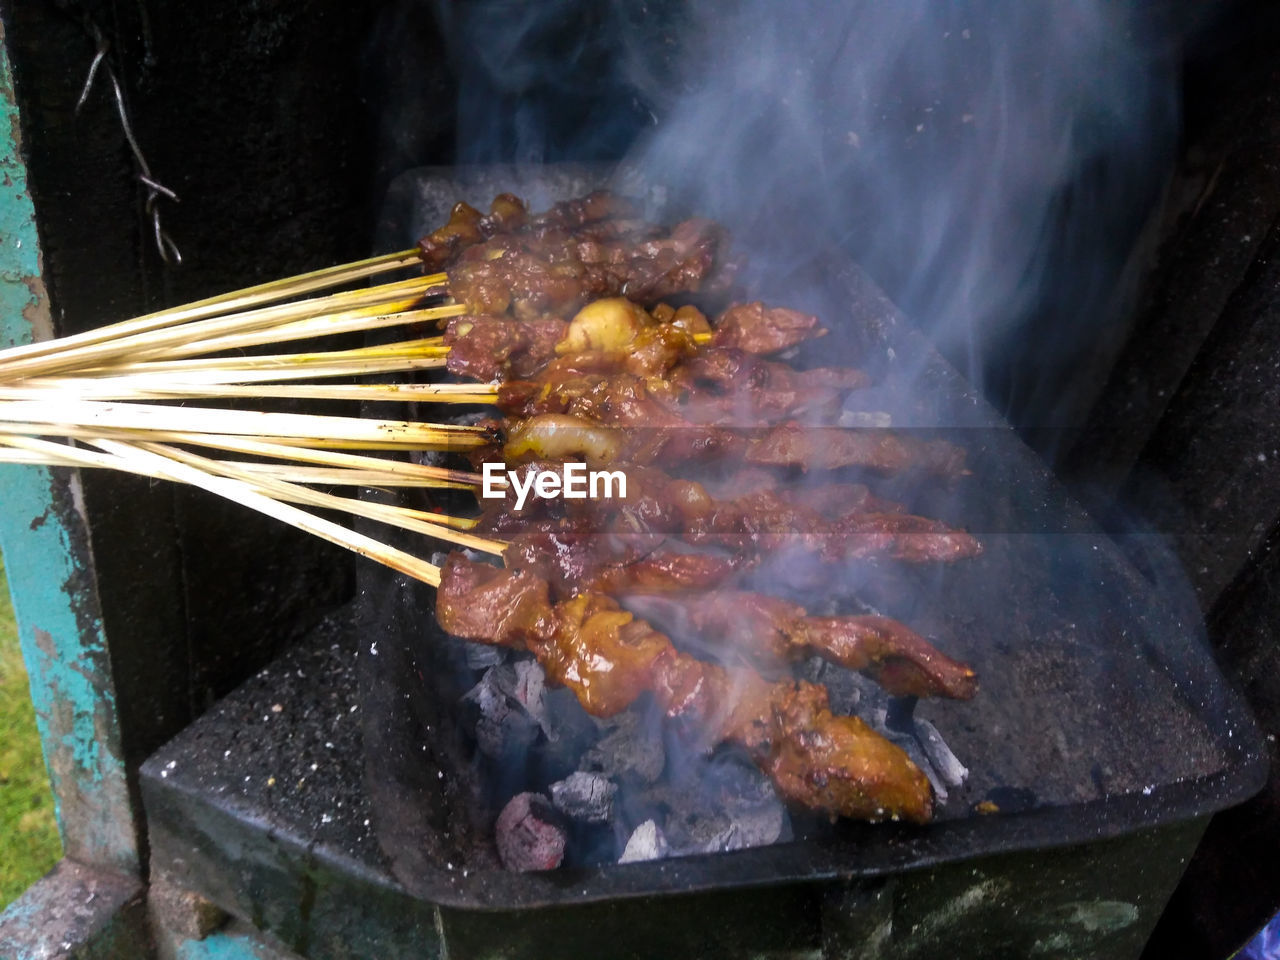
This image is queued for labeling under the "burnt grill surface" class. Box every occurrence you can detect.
[355,167,1265,910]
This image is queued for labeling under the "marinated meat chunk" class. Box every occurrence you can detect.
[436,553,933,822]
[626,591,977,700]
[712,302,826,354]
[444,315,567,382]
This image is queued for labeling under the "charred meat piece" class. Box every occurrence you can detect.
[418,191,639,271]
[436,553,933,823]
[447,218,727,318]
[475,462,977,567]
[418,194,528,270]
[826,512,982,563]
[498,367,862,429]
[553,298,703,378]
[441,294,851,389]
[443,315,567,382]
[498,412,969,478]
[677,348,869,394]
[625,591,977,700]
[527,190,640,234]
[711,302,827,355]
[747,423,969,478]
[503,527,747,597]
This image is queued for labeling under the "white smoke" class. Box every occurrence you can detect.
[421,0,1206,426]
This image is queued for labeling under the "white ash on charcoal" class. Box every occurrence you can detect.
[579,707,666,785]
[838,409,893,428]
[494,792,566,872]
[549,771,617,824]
[915,717,969,790]
[618,819,669,864]
[875,704,947,802]
[639,751,791,858]
[470,656,956,870]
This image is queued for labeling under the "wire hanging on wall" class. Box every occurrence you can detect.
[75,20,183,265]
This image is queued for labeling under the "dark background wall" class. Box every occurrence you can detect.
[2,0,1280,954]
[0,0,456,820]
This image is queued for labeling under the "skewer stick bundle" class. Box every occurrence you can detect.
[0,240,724,589]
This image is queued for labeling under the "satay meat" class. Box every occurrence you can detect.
[475,462,979,566]
[625,591,977,700]
[747,423,970,479]
[447,218,726,318]
[418,191,638,270]
[710,302,827,355]
[436,553,933,822]
[503,527,748,597]
[443,315,568,383]
[498,412,968,478]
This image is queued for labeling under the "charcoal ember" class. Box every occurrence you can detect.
[871,705,949,804]
[713,759,790,850]
[550,771,617,823]
[915,717,969,789]
[536,687,599,780]
[506,659,548,722]
[664,805,735,855]
[495,792,566,872]
[618,819,669,864]
[799,656,887,717]
[461,660,597,779]
[580,709,665,784]
[657,757,790,855]
[460,665,540,761]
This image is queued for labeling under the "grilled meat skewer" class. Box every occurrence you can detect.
[442,298,831,384]
[497,412,968,478]
[436,552,934,823]
[624,591,977,700]
[498,527,975,701]
[477,461,980,565]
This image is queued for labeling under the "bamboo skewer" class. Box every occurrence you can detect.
[89,438,446,587]
[0,435,473,494]
[138,432,483,485]
[0,380,499,405]
[56,339,450,386]
[0,434,488,506]
[126,439,503,554]
[69,357,449,386]
[148,302,465,363]
[0,435,484,588]
[0,275,453,380]
[0,249,435,367]
[0,240,745,590]
[82,337,450,376]
[0,399,490,450]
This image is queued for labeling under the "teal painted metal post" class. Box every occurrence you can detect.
[0,21,140,876]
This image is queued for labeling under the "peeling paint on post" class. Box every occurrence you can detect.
[0,22,140,876]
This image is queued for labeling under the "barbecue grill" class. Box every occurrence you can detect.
[1,2,1279,959]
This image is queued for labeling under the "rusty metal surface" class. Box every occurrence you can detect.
[0,19,141,876]
[0,859,150,960]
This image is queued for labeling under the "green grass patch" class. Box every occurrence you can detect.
[0,553,61,907]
